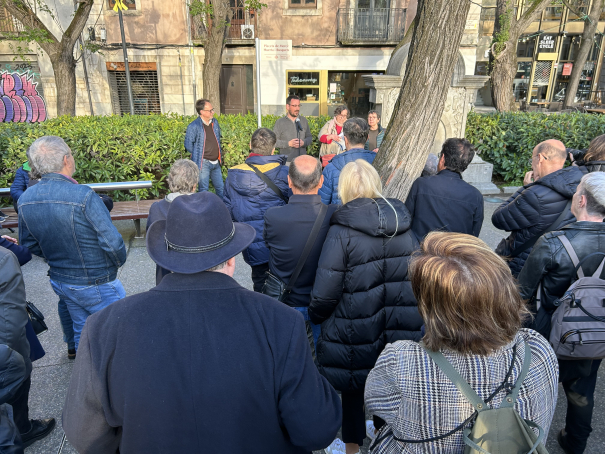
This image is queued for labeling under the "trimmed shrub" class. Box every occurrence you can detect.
[466,111,605,184]
[0,113,331,201]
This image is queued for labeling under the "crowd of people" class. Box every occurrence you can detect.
[0,95,604,454]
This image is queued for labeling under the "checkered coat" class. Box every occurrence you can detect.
[365,329,558,453]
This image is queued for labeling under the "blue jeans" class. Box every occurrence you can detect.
[57,298,75,350]
[199,159,224,199]
[50,279,126,350]
[294,307,321,355]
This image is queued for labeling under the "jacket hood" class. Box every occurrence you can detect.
[584,161,605,173]
[534,165,586,198]
[331,148,377,171]
[331,197,411,237]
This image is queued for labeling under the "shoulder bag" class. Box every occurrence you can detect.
[247,162,289,203]
[262,203,328,303]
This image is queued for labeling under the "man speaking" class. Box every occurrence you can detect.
[273,95,313,162]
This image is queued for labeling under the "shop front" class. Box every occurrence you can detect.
[286,69,383,117]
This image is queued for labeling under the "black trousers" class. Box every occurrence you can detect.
[560,359,602,453]
[341,389,366,445]
[250,263,269,293]
[6,376,31,435]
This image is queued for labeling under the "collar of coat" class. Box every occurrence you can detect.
[153,271,241,292]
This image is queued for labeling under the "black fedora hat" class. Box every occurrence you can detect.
[146,192,255,274]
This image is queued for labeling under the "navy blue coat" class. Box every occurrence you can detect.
[318,148,377,205]
[9,167,28,204]
[224,155,291,266]
[62,271,342,454]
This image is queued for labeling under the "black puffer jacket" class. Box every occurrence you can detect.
[585,160,605,173]
[518,222,605,338]
[492,166,586,277]
[308,198,422,392]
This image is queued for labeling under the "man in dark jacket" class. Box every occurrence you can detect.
[518,172,605,454]
[0,247,55,447]
[493,139,585,277]
[184,99,224,198]
[264,155,337,353]
[62,192,342,454]
[0,344,27,454]
[405,138,483,239]
[224,128,290,291]
[319,117,376,205]
[9,163,30,212]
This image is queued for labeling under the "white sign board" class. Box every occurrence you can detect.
[465,20,478,30]
[261,40,292,61]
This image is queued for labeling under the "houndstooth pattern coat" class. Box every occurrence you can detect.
[365,329,558,453]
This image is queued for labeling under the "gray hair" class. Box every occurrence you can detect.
[28,136,71,175]
[421,153,439,177]
[168,159,199,193]
[289,157,322,193]
[581,172,605,217]
[205,260,228,272]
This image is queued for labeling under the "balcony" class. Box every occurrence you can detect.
[337,8,406,45]
[0,7,24,36]
[191,7,257,44]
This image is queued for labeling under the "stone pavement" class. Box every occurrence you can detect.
[0,199,602,453]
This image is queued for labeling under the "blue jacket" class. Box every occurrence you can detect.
[62,271,342,454]
[319,148,377,205]
[184,117,223,168]
[18,173,127,286]
[9,166,29,203]
[224,155,290,266]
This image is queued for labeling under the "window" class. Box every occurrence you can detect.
[517,36,536,58]
[287,71,320,100]
[479,7,496,36]
[107,65,161,115]
[288,0,316,8]
[108,0,136,10]
[568,0,588,20]
[559,35,581,61]
[543,6,562,21]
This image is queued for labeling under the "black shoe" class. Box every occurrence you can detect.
[21,418,56,448]
[68,348,76,360]
[557,429,574,454]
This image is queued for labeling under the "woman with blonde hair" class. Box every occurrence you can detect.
[365,232,559,453]
[309,159,421,454]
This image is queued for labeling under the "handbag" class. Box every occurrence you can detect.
[26,301,48,336]
[262,203,329,303]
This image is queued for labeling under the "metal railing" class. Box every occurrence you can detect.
[0,181,152,198]
[0,7,23,35]
[191,7,257,41]
[337,8,406,45]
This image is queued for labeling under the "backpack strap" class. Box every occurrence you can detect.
[499,340,531,408]
[592,256,605,279]
[558,235,584,278]
[419,341,488,413]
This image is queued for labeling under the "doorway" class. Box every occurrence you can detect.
[220,64,253,115]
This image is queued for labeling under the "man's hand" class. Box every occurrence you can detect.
[1,235,18,245]
[288,139,304,148]
[523,171,535,186]
[372,148,379,153]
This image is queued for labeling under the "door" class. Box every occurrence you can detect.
[355,0,390,40]
[220,65,247,115]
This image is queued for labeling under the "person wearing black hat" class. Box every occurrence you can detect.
[63,192,342,454]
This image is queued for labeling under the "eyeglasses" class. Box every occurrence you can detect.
[202,108,215,112]
[528,154,548,167]
[336,114,348,119]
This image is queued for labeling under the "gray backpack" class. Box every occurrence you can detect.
[547,235,605,360]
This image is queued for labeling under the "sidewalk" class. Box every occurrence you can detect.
[2,200,602,453]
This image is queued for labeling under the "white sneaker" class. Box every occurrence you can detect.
[324,438,346,454]
[366,419,377,440]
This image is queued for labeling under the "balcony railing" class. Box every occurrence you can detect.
[337,8,406,45]
[191,7,257,42]
[0,7,24,35]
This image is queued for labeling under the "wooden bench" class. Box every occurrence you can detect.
[0,181,155,237]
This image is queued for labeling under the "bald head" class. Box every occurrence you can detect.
[531,139,567,180]
[288,155,323,194]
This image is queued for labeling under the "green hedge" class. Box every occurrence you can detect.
[466,111,605,184]
[0,113,331,201]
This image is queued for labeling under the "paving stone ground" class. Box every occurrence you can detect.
[1,198,603,453]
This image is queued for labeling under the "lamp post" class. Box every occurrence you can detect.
[116,0,135,115]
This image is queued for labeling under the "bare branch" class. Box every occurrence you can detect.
[514,0,553,35]
[0,0,60,55]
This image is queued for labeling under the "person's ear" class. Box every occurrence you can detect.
[344,136,349,147]
[318,175,324,187]
[288,175,293,189]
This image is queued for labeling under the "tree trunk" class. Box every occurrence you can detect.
[490,40,518,111]
[202,0,231,115]
[563,0,603,108]
[51,51,77,117]
[373,0,470,200]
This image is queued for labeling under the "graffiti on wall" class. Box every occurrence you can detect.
[0,62,46,123]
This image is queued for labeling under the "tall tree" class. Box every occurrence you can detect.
[563,0,604,108]
[190,0,265,114]
[490,0,552,111]
[0,0,94,116]
[373,0,471,200]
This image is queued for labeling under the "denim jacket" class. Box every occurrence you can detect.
[184,117,223,168]
[18,173,127,285]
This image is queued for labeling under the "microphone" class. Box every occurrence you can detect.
[295,117,303,132]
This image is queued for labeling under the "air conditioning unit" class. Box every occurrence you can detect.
[241,24,255,39]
